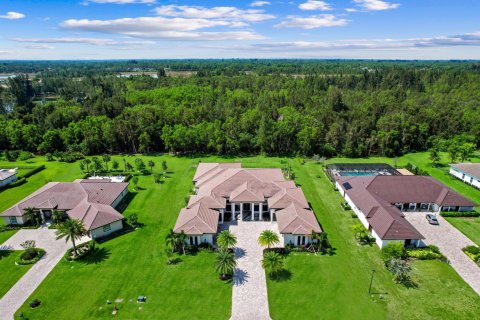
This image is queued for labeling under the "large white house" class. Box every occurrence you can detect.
[450,163,480,189]
[173,163,322,247]
[1,179,129,239]
[0,168,17,188]
[335,175,477,248]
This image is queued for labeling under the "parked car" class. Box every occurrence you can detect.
[426,214,439,225]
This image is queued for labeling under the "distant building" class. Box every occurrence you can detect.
[0,168,17,188]
[1,179,129,239]
[335,175,476,248]
[449,163,480,189]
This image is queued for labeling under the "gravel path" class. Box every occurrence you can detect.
[229,221,281,320]
[0,226,89,319]
[405,213,480,296]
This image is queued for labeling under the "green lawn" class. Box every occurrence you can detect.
[0,250,32,299]
[0,153,478,319]
[14,155,231,320]
[267,160,480,319]
[0,230,17,245]
[445,217,480,246]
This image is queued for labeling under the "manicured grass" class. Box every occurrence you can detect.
[0,250,32,299]
[15,156,231,320]
[266,158,480,320]
[1,153,479,319]
[445,217,480,246]
[0,230,17,245]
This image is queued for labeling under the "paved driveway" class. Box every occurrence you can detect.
[405,213,480,296]
[228,221,281,320]
[0,226,89,319]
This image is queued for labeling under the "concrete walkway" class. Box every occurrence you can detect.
[405,213,480,296]
[229,221,281,320]
[0,227,89,319]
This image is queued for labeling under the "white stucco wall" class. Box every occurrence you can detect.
[0,174,17,188]
[111,187,129,208]
[3,216,24,225]
[187,234,214,245]
[283,234,312,246]
[450,167,480,188]
[90,220,123,239]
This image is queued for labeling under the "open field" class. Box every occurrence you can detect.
[0,152,478,319]
[0,251,32,299]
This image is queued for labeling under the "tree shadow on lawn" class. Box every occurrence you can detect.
[270,269,293,282]
[116,192,137,213]
[0,250,12,260]
[79,247,111,265]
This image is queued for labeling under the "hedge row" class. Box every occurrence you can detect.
[17,165,45,179]
[440,211,480,218]
[7,177,27,188]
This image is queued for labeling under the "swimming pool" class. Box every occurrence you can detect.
[339,171,378,176]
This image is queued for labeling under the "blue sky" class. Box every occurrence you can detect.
[1,0,480,59]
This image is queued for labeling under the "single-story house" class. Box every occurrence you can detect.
[450,163,480,189]
[335,175,477,248]
[0,168,17,188]
[174,163,322,247]
[1,179,129,239]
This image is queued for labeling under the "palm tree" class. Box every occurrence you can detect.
[147,160,155,174]
[215,248,236,280]
[262,251,284,278]
[55,219,87,257]
[177,231,187,255]
[52,210,65,224]
[310,231,328,254]
[102,155,111,172]
[165,229,181,253]
[217,230,237,250]
[23,207,39,225]
[258,230,280,250]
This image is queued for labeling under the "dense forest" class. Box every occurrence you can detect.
[0,60,479,159]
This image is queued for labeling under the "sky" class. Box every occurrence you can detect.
[0,0,480,60]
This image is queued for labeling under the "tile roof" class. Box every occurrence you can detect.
[174,202,219,234]
[276,202,322,235]
[175,163,321,236]
[450,163,480,180]
[1,181,128,231]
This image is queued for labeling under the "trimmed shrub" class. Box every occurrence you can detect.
[381,242,406,261]
[17,165,46,179]
[64,242,92,261]
[16,248,46,265]
[440,211,480,218]
[463,245,480,264]
[341,201,351,210]
[407,246,444,260]
[29,299,41,308]
[7,177,26,188]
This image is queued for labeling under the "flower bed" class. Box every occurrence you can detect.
[463,246,480,266]
[406,246,445,261]
[64,241,92,261]
[16,248,46,265]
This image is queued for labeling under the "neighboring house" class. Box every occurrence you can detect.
[1,179,129,239]
[335,175,477,248]
[174,163,322,246]
[450,163,480,189]
[0,168,17,188]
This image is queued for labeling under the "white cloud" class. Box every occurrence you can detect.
[0,11,25,20]
[345,8,358,12]
[82,0,156,4]
[60,17,265,40]
[299,1,332,11]
[250,1,271,7]
[276,14,348,29]
[13,37,155,46]
[353,0,399,11]
[154,5,275,22]
[242,31,480,52]
[18,44,54,50]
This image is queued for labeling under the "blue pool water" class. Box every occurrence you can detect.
[339,171,378,176]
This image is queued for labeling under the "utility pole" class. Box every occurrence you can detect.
[369,269,376,294]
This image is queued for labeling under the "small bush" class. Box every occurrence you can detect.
[341,201,351,210]
[463,245,480,263]
[18,165,46,179]
[407,247,444,260]
[16,248,46,265]
[18,151,34,161]
[440,211,480,218]
[7,177,26,188]
[381,242,406,261]
[29,299,41,308]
